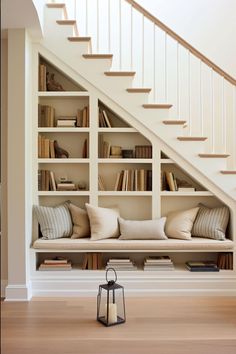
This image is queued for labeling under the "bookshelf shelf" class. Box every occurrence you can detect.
[98,191,153,196]
[38,158,90,163]
[98,158,153,164]
[38,91,89,97]
[38,128,90,133]
[160,191,213,196]
[160,158,174,164]
[98,128,137,133]
[38,191,90,196]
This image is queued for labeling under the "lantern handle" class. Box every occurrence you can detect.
[106,267,117,284]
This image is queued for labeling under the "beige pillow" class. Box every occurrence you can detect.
[68,203,90,238]
[119,217,167,240]
[192,204,229,240]
[85,203,120,241]
[165,207,199,240]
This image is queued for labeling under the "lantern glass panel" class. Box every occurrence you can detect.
[97,286,125,326]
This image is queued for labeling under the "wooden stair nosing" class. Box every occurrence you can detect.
[143,104,172,109]
[220,170,236,174]
[47,4,66,8]
[56,20,76,25]
[126,88,152,93]
[163,120,186,125]
[199,153,230,158]
[104,71,136,77]
[83,54,113,59]
[68,37,91,42]
[177,137,207,141]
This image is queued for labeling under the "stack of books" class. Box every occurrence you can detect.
[144,256,174,271]
[106,258,137,271]
[82,253,103,270]
[98,108,112,127]
[217,253,233,270]
[135,145,152,158]
[114,169,152,191]
[38,104,55,127]
[57,116,77,127]
[186,261,219,272]
[76,106,89,127]
[38,170,56,191]
[39,257,72,271]
[38,135,55,158]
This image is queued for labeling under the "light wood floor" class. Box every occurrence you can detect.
[2,296,236,354]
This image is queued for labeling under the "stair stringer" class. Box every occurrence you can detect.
[35,43,236,235]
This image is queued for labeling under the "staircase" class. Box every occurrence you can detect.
[40,1,236,204]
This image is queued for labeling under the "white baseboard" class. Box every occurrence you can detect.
[5,282,32,301]
[31,277,236,297]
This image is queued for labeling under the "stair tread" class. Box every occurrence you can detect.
[47,4,66,8]
[220,170,236,174]
[178,137,207,141]
[199,153,230,158]
[68,37,91,42]
[163,120,186,125]
[127,88,152,93]
[104,71,136,76]
[83,54,113,59]
[57,20,76,25]
[143,104,172,109]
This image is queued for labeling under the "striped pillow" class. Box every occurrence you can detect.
[192,204,229,240]
[34,203,72,240]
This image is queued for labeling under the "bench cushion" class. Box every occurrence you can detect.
[33,237,234,251]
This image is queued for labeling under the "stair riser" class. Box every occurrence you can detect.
[44,8,66,23]
[45,21,76,38]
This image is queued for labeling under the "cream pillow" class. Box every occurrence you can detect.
[119,217,167,240]
[165,207,199,240]
[85,203,120,241]
[68,203,90,238]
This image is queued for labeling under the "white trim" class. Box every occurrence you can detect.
[5,282,32,301]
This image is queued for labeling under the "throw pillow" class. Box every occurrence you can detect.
[34,203,72,240]
[119,217,167,240]
[85,203,120,241]
[192,204,229,240]
[165,207,199,240]
[68,203,90,238]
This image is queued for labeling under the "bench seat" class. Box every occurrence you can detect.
[33,237,234,252]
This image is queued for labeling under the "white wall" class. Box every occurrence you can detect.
[136,0,236,79]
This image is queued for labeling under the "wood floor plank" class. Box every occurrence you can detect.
[2,297,236,354]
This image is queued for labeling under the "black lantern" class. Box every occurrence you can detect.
[97,268,126,326]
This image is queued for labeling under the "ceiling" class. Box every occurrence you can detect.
[1,0,42,38]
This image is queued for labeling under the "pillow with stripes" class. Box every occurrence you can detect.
[34,203,72,240]
[192,204,229,240]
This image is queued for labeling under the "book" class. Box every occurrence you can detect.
[186,261,219,272]
[44,257,68,264]
[57,120,76,127]
[50,171,57,191]
[102,110,111,127]
[165,171,176,191]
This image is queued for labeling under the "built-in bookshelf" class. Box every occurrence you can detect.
[33,56,234,284]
